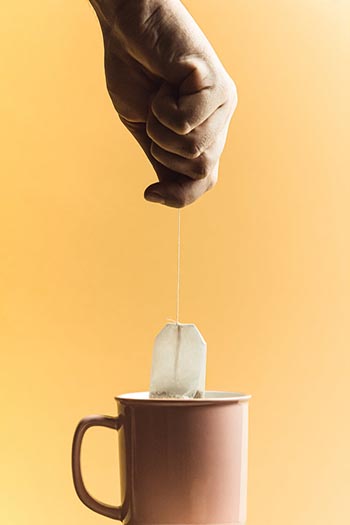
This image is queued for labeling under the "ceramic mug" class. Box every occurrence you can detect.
[72,391,251,525]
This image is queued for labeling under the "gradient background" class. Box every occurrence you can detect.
[1,1,349,524]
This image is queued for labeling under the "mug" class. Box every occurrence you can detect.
[72,391,251,524]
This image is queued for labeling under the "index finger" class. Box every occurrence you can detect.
[151,67,228,135]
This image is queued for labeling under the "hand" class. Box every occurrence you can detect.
[89,0,237,207]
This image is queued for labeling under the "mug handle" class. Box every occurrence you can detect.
[72,415,123,521]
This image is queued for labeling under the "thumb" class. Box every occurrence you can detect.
[144,176,209,209]
[143,144,206,208]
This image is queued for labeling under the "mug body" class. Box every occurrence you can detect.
[117,392,250,525]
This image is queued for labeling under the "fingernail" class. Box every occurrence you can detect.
[146,192,166,205]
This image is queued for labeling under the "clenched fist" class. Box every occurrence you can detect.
[89,0,237,207]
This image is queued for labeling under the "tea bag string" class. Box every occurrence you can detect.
[166,209,181,326]
[176,208,181,325]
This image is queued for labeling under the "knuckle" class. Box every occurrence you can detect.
[192,154,211,179]
[227,77,238,111]
[151,94,192,135]
[206,168,219,191]
[184,137,203,159]
[172,116,192,136]
[151,106,190,135]
[206,176,217,191]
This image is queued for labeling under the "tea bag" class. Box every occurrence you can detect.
[150,322,207,399]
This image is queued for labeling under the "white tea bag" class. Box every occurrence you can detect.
[149,323,207,399]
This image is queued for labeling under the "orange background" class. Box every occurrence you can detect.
[1,1,349,524]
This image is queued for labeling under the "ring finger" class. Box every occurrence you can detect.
[150,126,228,180]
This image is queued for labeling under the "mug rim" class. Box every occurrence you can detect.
[116,391,251,404]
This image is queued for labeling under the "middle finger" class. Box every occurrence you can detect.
[146,102,231,160]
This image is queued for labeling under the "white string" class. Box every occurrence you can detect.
[176,209,181,325]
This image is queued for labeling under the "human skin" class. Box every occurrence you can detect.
[89,0,237,207]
